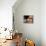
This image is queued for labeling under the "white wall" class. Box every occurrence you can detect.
[41,0,46,46]
[0,0,16,30]
[13,0,41,46]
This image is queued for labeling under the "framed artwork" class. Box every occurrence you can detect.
[24,15,33,23]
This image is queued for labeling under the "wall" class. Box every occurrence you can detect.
[13,0,41,46]
[0,0,16,30]
[41,0,46,46]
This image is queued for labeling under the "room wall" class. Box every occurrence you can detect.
[13,0,41,46]
[41,0,46,46]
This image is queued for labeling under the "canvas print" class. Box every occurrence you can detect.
[24,15,33,23]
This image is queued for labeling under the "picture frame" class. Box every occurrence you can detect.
[24,15,33,23]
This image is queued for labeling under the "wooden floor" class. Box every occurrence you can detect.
[0,39,16,46]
